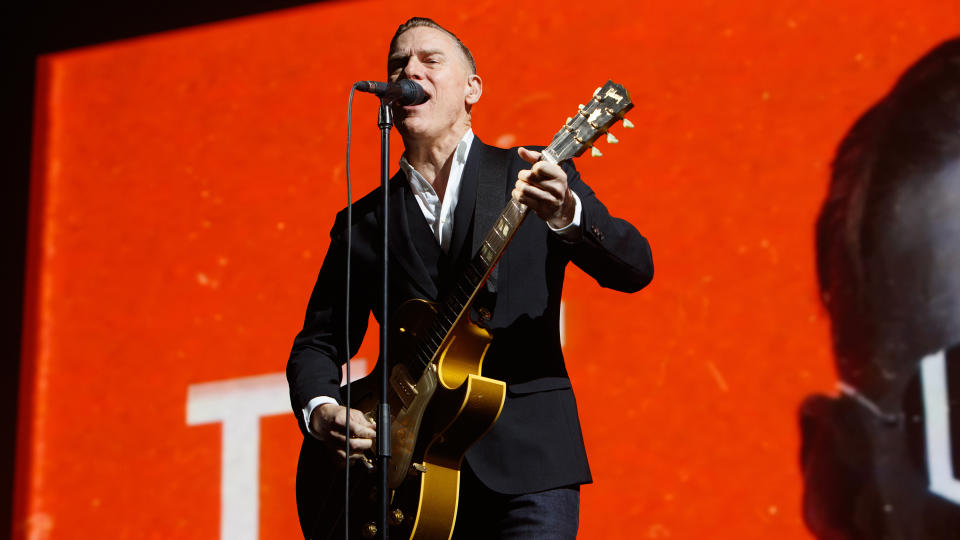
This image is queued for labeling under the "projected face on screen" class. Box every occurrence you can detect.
[801,38,960,539]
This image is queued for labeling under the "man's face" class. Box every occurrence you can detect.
[387,27,479,143]
[866,158,960,370]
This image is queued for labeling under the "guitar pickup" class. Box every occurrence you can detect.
[389,364,419,407]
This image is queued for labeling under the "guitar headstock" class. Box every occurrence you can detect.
[541,80,634,164]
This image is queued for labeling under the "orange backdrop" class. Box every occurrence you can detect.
[16,1,960,539]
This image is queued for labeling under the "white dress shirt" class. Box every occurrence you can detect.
[399,130,474,252]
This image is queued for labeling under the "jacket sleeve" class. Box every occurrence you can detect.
[563,161,654,293]
[286,212,372,434]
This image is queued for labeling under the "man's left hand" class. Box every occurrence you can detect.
[514,147,576,229]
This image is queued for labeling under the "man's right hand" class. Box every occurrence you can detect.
[310,403,377,467]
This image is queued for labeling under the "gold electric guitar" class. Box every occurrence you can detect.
[301,80,634,540]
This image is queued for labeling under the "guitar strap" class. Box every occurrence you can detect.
[472,144,512,294]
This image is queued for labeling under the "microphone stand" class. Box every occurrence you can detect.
[376,97,393,540]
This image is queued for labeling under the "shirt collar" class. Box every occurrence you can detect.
[398,129,474,191]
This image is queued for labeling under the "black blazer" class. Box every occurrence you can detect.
[287,138,653,494]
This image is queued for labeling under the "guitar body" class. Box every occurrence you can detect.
[297,298,507,540]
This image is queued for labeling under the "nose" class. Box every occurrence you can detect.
[401,56,426,80]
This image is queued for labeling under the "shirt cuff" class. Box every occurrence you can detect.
[303,395,339,439]
[548,190,582,241]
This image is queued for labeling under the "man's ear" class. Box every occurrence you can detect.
[465,74,482,105]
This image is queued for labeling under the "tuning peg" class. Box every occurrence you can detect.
[622,118,635,128]
[594,87,601,97]
[566,117,573,125]
[591,147,603,157]
[606,133,619,144]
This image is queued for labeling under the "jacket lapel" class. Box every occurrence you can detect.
[385,172,439,300]
[383,138,511,301]
[447,140,481,267]
[470,140,512,293]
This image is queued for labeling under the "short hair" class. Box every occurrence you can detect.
[388,17,477,74]
[816,37,960,376]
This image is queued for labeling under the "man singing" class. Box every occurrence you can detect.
[287,17,653,539]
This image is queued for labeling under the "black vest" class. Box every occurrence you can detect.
[399,168,479,300]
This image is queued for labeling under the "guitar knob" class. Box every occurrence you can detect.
[362,523,378,538]
[390,508,405,525]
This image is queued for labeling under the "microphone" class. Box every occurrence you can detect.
[353,80,428,105]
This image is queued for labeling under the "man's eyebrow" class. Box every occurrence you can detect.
[388,49,446,65]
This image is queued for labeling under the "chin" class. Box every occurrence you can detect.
[397,121,435,140]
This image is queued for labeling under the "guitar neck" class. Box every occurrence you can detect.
[441,149,563,321]
[409,80,634,376]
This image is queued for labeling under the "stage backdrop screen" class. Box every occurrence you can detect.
[16,1,960,539]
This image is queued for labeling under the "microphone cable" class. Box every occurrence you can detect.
[306,85,356,540]
[342,85,355,540]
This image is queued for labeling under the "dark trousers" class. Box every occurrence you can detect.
[452,464,580,540]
